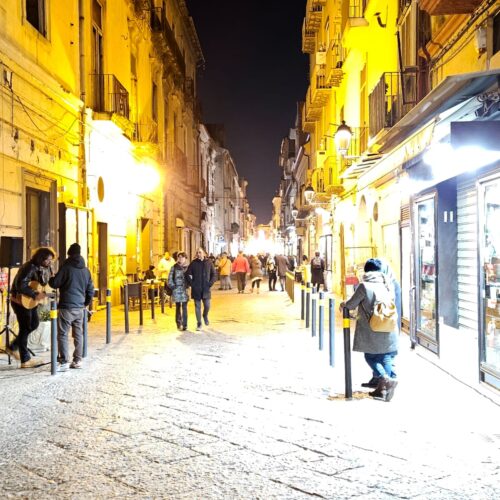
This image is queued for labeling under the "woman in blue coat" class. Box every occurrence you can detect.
[168,252,189,331]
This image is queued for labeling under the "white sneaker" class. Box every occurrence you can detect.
[57,363,70,372]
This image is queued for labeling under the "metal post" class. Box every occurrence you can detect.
[150,286,155,320]
[106,288,111,344]
[300,282,305,320]
[311,289,317,338]
[343,307,352,399]
[319,292,324,350]
[124,283,130,334]
[50,300,57,376]
[160,283,165,314]
[305,282,311,329]
[82,307,88,358]
[139,282,144,326]
[329,297,335,367]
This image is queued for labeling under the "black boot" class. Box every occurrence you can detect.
[361,376,380,388]
[369,378,388,400]
[384,378,398,402]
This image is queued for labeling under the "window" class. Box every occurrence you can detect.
[152,82,158,122]
[26,0,46,36]
[493,11,500,55]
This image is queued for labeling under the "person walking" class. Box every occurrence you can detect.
[168,252,189,331]
[275,254,288,292]
[217,252,232,290]
[157,251,175,279]
[186,248,216,331]
[6,247,55,368]
[249,255,263,293]
[339,258,399,402]
[49,243,94,371]
[310,251,325,291]
[232,250,250,294]
[266,256,277,291]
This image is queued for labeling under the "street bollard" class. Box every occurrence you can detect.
[311,289,317,338]
[319,292,324,350]
[343,307,353,399]
[305,282,311,329]
[124,283,130,334]
[150,286,155,320]
[50,300,57,376]
[139,282,144,327]
[82,307,88,358]
[106,288,111,344]
[329,297,335,367]
[160,283,165,314]
[300,282,305,321]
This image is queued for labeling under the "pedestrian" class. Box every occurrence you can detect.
[301,255,310,285]
[157,251,175,279]
[49,243,94,371]
[275,254,288,292]
[217,252,232,290]
[186,248,216,331]
[168,252,189,331]
[249,255,263,293]
[266,256,277,291]
[339,258,399,402]
[231,250,250,293]
[258,254,267,276]
[143,265,156,280]
[6,247,55,368]
[310,251,325,291]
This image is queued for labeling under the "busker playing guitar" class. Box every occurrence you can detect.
[6,247,55,368]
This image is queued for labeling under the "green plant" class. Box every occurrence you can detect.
[38,305,51,322]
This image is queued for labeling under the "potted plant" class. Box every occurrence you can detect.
[27,304,51,351]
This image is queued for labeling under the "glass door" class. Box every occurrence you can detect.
[480,179,500,388]
[415,195,439,352]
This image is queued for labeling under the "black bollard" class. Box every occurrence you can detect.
[83,307,88,358]
[319,292,324,350]
[124,283,130,334]
[150,286,155,320]
[160,283,165,314]
[329,297,335,367]
[311,289,317,338]
[300,282,305,320]
[106,288,111,344]
[305,282,311,329]
[343,307,352,400]
[50,300,57,375]
[139,281,144,327]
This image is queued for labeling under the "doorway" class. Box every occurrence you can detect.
[97,222,108,305]
[26,187,52,257]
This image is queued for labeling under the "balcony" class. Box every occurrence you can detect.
[304,0,326,32]
[134,120,158,144]
[419,0,483,15]
[302,20,317,53]
[348,0,368,27]
[325,39,344,87]
[368,70,424,138]
[310,63,331,105]
[89,74,129,119]
[150,7,186,79]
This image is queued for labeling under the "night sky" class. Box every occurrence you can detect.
[186,0,309,224]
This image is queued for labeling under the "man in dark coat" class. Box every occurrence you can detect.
[310,251,325,291]
[49,243,94,371]
[186,248,216,331]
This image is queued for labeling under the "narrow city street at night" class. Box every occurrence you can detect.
[1,287,499,499]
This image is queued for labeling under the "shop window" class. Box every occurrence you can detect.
[26,0,46,36]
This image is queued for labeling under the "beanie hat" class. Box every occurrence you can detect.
[68,243,81,256]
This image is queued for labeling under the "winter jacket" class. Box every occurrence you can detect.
[218,257,232,276]
[186,258,216,300]
[49,256,94,309]
[11,261,50,299]
[275,255,288,277]
[232,255,250,274]
[344,271,399,354]
[250,259,263,279]
[310,256,325,284]
[167,263,189,303]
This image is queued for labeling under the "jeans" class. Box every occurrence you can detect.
[194,298,210,326]
[175,302,188,328]
[10,302,39,363]
[236,272,246,292]
[57,308,84,364]
[364,351,398,379]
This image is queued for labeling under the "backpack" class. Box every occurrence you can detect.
[362,278,398,333]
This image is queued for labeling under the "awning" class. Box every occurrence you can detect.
[341,154,384,180]
[380,69,500,153]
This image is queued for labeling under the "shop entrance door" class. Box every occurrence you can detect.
[415,194,439,353]
[97,222,108,305]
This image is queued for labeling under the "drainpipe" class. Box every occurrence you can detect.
[78,0,87,207]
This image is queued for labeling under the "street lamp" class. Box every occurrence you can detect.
[304,184,315,204]
[334,120,352,155]
[291,206,299,219]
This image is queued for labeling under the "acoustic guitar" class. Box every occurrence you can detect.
[20,281,52,310]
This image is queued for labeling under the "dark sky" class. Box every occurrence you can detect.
[186,0,308,224]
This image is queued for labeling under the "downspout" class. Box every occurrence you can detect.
[78,0,87,207]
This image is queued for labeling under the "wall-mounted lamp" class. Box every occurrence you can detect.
[334,121,352,155]
[304,185,315,204]
[291,206,299,219]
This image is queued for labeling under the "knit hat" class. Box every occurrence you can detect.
[67,243,81,256]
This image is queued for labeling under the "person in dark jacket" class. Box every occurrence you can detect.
[6,247,55,368]
[186,248,216,331]
[49,243,94,371]
[310,251,325,291]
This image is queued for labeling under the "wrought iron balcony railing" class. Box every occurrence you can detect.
[419,0,483,15]
[89,73,129,119]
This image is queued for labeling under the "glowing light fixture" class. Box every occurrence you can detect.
[334,121,352,155]
[304,185,315,204]
[291,206,299,219]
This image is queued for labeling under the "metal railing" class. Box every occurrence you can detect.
[89,74,129,119]
[134,120,158,143]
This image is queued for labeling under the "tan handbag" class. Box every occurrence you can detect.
[369,299,398,332]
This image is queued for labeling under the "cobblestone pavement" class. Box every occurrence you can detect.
[1,285,499,499]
